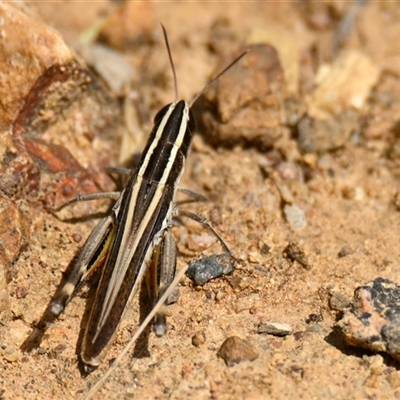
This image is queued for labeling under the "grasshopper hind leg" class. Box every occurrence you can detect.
[49,216,115,317]
[148,232,177,337]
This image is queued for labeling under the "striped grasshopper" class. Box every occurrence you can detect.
[50,26,247,369]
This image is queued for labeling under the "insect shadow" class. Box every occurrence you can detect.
[19,251,97,357]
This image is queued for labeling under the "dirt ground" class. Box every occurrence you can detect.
[2,1,400,399]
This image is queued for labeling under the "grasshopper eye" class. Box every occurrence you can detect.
[154,103,173,124]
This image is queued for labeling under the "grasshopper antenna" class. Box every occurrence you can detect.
[161,23,178,102]
[190,49,249,108]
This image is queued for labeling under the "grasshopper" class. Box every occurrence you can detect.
[50,26,247,369]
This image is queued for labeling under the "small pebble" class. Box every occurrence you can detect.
[71,233,82,243]
[305,324,323,334]
[215,289,226,302]
[293,331,306,341]
[365,354,385,375]
[166,288,180,305]
[338,246,353,258]
[217,336,259,367]
[3,347,19,362]
[15,285,29,299]
[276,161,303,182]
[187,253,234,286]
[341,185,356,200]
[248,251,263,264]
[257,321,292,337]
[192,332,206,347]
[306,313,322,324]
[330,291,351,311]
[284,204,307,231]
[228,276,242,290]
[260,244,270,254]
[9,319,31,346]
[283,242,311,270]
[187,234,216,251]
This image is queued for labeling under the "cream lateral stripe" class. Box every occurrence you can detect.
[172,103,189,148]
[160,104,189,185]
[138,103,177,177]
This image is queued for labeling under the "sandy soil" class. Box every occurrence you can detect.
[2,2,400,399]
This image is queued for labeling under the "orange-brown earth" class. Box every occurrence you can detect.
[1,2,400,399]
